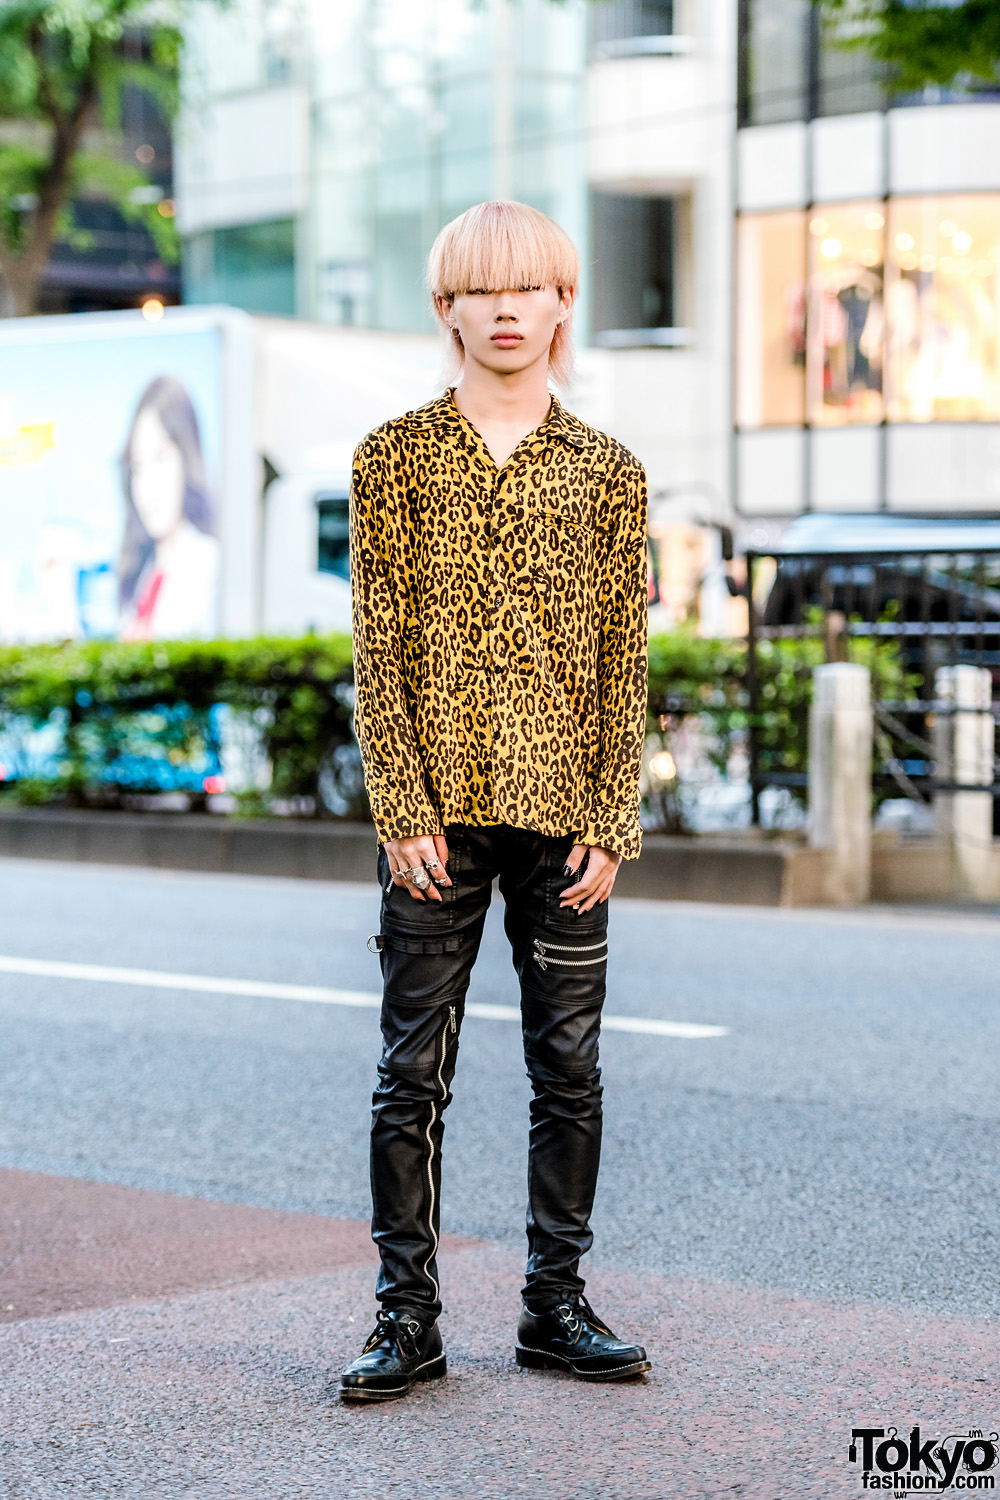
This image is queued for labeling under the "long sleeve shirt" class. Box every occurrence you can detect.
[349,388,648,860]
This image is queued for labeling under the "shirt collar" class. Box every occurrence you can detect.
[406,387,594,453]
[543,395,593,452]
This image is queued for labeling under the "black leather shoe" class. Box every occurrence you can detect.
[339,1310,446,1402]
[516,1295,651,1382]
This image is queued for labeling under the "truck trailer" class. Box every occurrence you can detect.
[0,305,444,643]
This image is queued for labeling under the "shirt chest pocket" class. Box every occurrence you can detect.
[529,496,597,583]
[528,483,596,532]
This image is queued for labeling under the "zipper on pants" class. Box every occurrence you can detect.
[532,936,608,972]
[420,1004,454,1301]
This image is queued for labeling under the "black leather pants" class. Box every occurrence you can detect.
[368,822,608,1322]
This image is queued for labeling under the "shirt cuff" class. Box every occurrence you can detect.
[579,799,643,861]
[370,807,445,847]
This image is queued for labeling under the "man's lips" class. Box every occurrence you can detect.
[492,333,523,344]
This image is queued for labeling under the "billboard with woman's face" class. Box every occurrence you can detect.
[0,324,223,642]
[119,378,219,639]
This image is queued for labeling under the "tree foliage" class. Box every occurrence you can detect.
[0,0,196,315]
[816,0,1000,93]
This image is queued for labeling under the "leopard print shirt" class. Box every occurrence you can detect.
[349,387,648,859]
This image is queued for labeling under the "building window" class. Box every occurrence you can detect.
[807,203,884,424]
[816,10,885,118]
[591,193,690,347]
[738,0,884,126]
[738,194,1000,428]
[590,1,682,60]
[317,493,350,580]
[886,195,1000,423]
[184,218,296,316]
[738,0,810,127]
[322,261,372,327]
[736,210,807,427]
[262,0,299,83]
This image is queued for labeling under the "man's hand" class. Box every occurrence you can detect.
[385,833,452,902]
[560,844,622,914]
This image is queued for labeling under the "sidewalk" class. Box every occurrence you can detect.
[1,1169,993,1499]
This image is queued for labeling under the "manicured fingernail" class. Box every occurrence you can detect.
[562,864,573,877]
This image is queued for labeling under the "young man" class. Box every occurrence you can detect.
[340,200,650,1401]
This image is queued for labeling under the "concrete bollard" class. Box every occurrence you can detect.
[808,663,873,904]
[934,665,996,900]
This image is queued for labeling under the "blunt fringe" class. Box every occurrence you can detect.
[426,200,579,388]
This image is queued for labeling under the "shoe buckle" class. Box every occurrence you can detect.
[555,1302,582,1338]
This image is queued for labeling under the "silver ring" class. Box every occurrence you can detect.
[412,870,430,888]
[427,858,441,870]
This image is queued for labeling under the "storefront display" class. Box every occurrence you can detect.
[736,211,806,427]
[886,194,1000,423]
[738,193,1000,429]
[807,203,884,424]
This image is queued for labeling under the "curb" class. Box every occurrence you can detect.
[0,808,803,905]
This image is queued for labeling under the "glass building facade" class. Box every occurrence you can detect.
[182,0,588,334]
[185,220,297,317]
[734,0,1000,450]
[738,0,1000,127]
[738,0,885,126]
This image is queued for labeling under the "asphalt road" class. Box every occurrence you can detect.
[1,855,998,1321]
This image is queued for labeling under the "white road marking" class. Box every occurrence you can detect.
[464,1001,726,1037]
[600,1014,728,1039]
[0,954,380,1009]
[0,955,729,1039]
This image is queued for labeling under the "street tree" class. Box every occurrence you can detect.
[0,0,207,317]
[815,0,1000,93]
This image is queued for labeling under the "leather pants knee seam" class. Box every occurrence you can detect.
[519,980,605,1011]
[382,988,468,1009]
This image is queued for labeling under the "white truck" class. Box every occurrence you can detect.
[0,305,444,642]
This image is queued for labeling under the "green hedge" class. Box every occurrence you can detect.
[0,629,913,817]
[0,637,355,813]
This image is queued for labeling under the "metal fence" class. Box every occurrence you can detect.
[745,544,1000,824]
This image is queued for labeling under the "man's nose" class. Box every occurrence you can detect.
[494,308,518,322]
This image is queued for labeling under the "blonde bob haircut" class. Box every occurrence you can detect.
[426,200,579,389]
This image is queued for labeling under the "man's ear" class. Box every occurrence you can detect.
[433,293,454,327]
